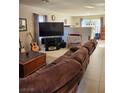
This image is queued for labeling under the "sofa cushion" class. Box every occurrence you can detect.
[83,41,95,55]
[63,50,75,56]
[54,71,82,93]
[51,55,71,64]
[70,47,79,52]
[90,39,98,51]
[19,59,82,93]
[71,47,88,65]
[83,39,97,55]
[90,39,98,47]
[51,49,79,64]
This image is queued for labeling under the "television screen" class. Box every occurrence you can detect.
[39,22,64,36]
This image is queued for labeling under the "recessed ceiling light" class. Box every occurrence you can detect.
[84,6,95,9]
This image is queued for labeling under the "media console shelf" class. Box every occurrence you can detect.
[41,37,62,51]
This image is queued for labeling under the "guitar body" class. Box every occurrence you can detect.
[30,42,40,52]
[29,32,40,52]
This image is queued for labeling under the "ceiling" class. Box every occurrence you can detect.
[20,0,105,16]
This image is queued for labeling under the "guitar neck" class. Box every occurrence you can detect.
[29,32,35,42]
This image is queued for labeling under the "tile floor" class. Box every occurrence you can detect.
[46,48,68,64]
[76,40,105,93]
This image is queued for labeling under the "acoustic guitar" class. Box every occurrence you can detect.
[29,32,40,52]
[19,38,26,53]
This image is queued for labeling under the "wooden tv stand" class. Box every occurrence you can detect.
[19,51,46,78]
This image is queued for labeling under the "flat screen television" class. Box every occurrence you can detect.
[39,22,64,36]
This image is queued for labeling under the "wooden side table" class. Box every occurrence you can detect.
[19,51,46,78]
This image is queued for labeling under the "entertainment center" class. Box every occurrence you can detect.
[41,36,62,51]
[39,22,66,51]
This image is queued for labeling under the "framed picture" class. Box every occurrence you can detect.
[19,18,27,31]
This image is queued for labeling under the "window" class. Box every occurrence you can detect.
[81,19,100,33]
[80,18,101,39]
[39,15,48,22]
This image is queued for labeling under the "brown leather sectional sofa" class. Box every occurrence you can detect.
[19,39,97,93]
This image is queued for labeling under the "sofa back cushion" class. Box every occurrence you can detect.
[71,47,88,65]
[69,47,79,52]
[52,48,80,64]
[90,39,98,47]
[83,41,95,55]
